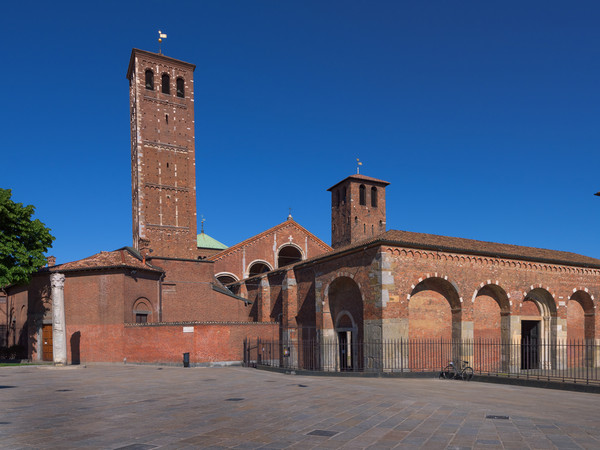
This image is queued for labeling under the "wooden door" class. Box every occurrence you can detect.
[42,324,53,361]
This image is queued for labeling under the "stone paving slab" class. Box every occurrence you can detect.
[1,365,600,449]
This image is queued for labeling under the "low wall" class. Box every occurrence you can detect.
[122,322,279,365]
[60,322,278,365]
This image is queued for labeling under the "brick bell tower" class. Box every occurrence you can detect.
[328,174,390,249]
[127,49,198,259]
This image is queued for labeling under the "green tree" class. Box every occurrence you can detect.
[0,189,55,288]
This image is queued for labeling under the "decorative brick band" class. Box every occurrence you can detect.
[125,321,277,327]
[144,182,190,192]
[142,140,188,153]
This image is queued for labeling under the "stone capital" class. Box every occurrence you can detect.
[50,273,66,289]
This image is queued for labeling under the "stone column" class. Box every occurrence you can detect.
[51,273,67,366]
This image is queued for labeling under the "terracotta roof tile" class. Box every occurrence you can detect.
[328,174,390,191]
[298,229,600,269]
[45,247,163,273]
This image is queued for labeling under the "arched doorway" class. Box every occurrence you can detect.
[521,288,557,370]
[328,277,363,371]
[335,311,357,371]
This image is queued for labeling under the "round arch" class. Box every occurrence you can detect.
[568,290,595,340]
[216,272,239,285]
[328,276,363,371]
[472,283,510,341]
[523,287,556,317]
[408,276,461,340]
[335,310,357,331]
[133,297,153,323]
[246,260,273,278]
[276,243,304,268]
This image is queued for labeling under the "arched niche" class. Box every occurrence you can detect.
[409,277,461,341]
[568,290,594,341]
[473,284,510,341]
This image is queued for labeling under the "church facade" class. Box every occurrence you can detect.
[4,49,600,370]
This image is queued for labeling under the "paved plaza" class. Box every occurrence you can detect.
[2,364,600,449]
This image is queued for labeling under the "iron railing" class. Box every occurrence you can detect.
[243,337,600,385]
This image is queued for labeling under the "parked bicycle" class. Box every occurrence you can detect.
[440,360,474,381]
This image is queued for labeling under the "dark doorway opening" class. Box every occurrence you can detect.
[338,331,353,371]
[521,320,540,369]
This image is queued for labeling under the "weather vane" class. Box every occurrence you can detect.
[158,30,167,54]
[356,158,362,174]
[200,215,205,234]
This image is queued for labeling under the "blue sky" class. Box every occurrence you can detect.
[2,1,600,264]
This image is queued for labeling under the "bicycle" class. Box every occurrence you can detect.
[440,360,474,381]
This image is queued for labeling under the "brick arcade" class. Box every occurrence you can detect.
[4,48,600,369]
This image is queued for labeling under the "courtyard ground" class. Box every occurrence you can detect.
[1,364,599,449]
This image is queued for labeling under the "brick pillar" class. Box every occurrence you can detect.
[315,277,335,371]
[50,273,67,366]
[282,270,297,329]
[282,269,298,368]
[238,282,248,299]
[259,277,271,322]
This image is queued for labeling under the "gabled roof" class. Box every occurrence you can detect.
[197,233,228,250]
[208,219,331,262]
[43,247,163,274]
[328,174,390,192]
[297,229,600,269]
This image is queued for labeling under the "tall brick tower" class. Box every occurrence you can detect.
[127,49,197,259]
[328,175,390,249]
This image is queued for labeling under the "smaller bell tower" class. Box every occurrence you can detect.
[328,175,389,249]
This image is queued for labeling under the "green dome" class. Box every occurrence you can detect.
[197,232,228,250]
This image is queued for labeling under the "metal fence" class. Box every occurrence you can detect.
[243,337,600,385]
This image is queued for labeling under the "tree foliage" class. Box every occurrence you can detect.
[0,189,55,288]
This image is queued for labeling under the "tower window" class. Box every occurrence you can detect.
[176,77,185,98]
[359,184,366,205]
[334,190,339,207]
[161,73,170,94]
[165,114,168,124]
[342,187,347,204]
[371,187,378,207]
[145,69,154,90]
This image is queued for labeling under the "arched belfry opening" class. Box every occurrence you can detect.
[277,245,302,268]
[328,277,364,371]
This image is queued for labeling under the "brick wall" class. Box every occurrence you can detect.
[122,322,278,365]
[129,49,198,259]
[211,220,330,281]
